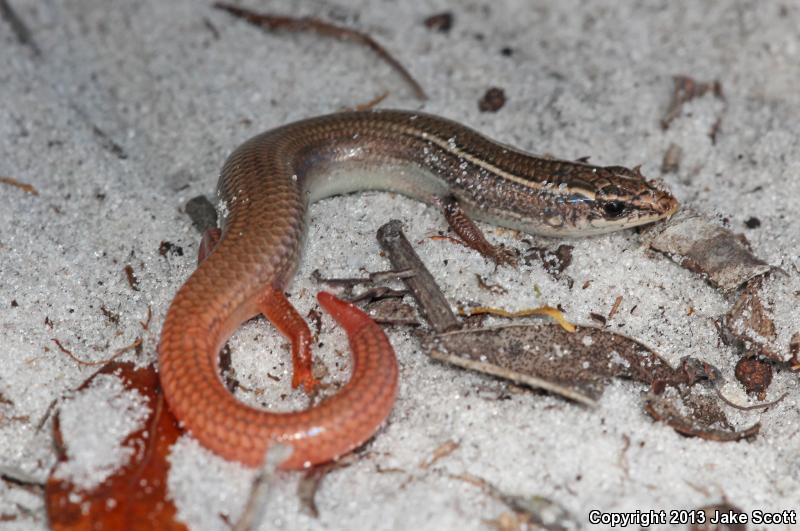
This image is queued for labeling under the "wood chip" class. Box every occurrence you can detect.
[377,220,460,333]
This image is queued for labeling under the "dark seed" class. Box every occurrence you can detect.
[478,87,506,112]
[744,217,761,229]
[423,12,453,33]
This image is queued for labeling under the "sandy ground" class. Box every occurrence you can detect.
[1,0,798,529]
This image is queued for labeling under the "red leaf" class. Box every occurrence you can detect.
[46,362,187,530]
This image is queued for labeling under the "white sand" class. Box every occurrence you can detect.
[1,1,798,529]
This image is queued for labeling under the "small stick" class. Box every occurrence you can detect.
[0,176,38,195]
[348,287,408,303]
[715,387,788,412]
[345,91,390,112]
[607,295,623,321]
[213,3,427,100]
[376,220,460,333]
[139,305,152,330]
[312,268,415,287]
[51,337,142,366]
[0,0,40,56]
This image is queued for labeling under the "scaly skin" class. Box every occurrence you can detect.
[158,110,678,468]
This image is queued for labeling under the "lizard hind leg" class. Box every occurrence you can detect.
[258,286,319,394]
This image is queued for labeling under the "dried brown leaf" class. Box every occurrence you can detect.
[721,275,792,362]
[644,393,759,442]
[430,324,705,403]
[647,210,771,292]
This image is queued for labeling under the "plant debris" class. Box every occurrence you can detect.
[51,337,142,367]
[297,462,349,518]
[218,344,238,393]
[99,305,120,326]
[139,306,152,331]
[0,0,40,56]
[423,12,453,33]
[743,216,760,229]
[429,324,716,406]
[342,91,389,112]
[158,241,184,258]
[589,312,606,326]
[231,445,292,531]
[607,295,623,321]
[45,362,187,530]
[0,175,39,195]
[123,264,140,291]
[69,104,128,160]
[458,305,575,333]
[660,143,682,174]
[661,76,724,130]
[377,220,460,333]
[419,440,459,469]
[312,267,414,298]
[364,298,420,326]
[522,244,573,279]
[722,273,797,362]
[734,356,772,399]
[213,2,427,100]
[475,273,507,295]
[715,387,787,412]
[644,391,759,442]
[646,210,771,292]
[451,472,579,531]
[478,87,507,112]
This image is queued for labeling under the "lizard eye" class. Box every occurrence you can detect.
[602,201,626,218]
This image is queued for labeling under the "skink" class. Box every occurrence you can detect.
[158,109,678,468]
